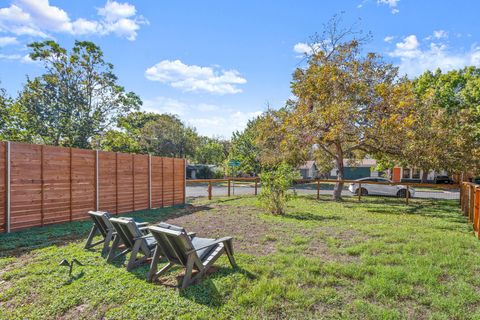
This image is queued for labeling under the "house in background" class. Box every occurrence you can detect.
[301,159,452,182]
[186,164,218,179]
[299,161,318,179]
[329,159,380,180]
[390,167,449,183]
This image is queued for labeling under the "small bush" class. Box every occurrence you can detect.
[259,163,300,215]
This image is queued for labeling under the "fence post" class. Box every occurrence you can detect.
[115,152,119,214]
[317,180,320,200]
[475,187,480,238]
[460,183,463,209]
[406,185,409,205]
[183,158,187,205]
[69,148,73,221]
[470,185,475,222]
[40,145,44,226]
[5,141,10,233]
[255,178,258,196]
[228,179,231,197]
[148,154,152,209]
[208,181,212,200]
[95,150,99,211]
[358,182,362,202]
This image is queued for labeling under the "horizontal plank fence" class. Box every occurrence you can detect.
[460,182,480,239]
[1,141,186,233]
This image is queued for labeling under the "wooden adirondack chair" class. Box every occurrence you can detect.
[84,211,148,256]
[147,223,236,288]
[107,217,157,271]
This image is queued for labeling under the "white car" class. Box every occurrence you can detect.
[348,177,415,198]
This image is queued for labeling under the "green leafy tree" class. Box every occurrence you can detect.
[93,130,140,153]
[259,163,300,215]
[16,40,141,148]
[409,68,480,178]
[94,111,163,152]
[227,118,262,176]
[0,86,32,142]
[256,19,415,200]
[140,114,198,158]
[194,136,229,165]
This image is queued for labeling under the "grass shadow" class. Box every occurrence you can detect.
[283,212,342,222]
[180,265,256,307]
[62,271,85,285]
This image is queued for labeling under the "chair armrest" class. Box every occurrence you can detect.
[186,236,233,254]
[134,234,155,241]
[136,222,149,227]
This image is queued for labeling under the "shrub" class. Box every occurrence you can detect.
[259,163,300,215]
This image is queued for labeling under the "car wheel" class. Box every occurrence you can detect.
[356,188,368,196]
[397,189,411,198]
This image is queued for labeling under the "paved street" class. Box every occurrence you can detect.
[186,185,460,200]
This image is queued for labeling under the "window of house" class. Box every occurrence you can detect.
[412,168,421,179]
[402,168,411,179]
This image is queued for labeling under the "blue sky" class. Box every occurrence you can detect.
[0,0,479,138]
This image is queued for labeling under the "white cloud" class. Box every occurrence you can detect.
[143,96,261,138]
[187,111,263,138]
[377,0,400,13]
[98,0,135,21]
[384,35,394,43]
[293,42,326,57]
[0,0,147,41]
[143,96,189,116]
[293,42,312,55]
[433,30,448,39]
[389,34,480,77]
[0,53,38,63]
[145,60,247,94]
[0,36,18,46]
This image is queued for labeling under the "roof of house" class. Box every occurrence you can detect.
[343,158,377,168]
[299,160,316,170]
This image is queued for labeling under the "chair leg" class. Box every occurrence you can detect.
[84,225,98,249]
[107,235,121,262]
[224,241,237,268]
[181,256,196,289]
[101,230,114,256]
[147,246,162,282]
[127,240,147,271]
[149,261,173,282]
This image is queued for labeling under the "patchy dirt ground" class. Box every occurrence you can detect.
[167,204,279,256]
[166,203,363,263]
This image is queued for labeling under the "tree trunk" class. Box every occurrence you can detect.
[333,156,344,201]
[421,170,429,183]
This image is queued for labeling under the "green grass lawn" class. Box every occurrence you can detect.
[1,195,479,319]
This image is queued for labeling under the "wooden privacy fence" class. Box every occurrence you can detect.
[0,141,186,233]
[460,182,480,238]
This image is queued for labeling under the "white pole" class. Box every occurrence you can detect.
[6,141,11,233]
[96,150,99,211]
[184,158,186,204]
[148,154,152,209]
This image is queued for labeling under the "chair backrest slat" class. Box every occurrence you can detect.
[109,218,141,249]
[88,211,113,237]
[149,226,196,266]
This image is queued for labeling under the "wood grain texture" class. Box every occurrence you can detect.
[0,142,185,232]
[0,142,5,232]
